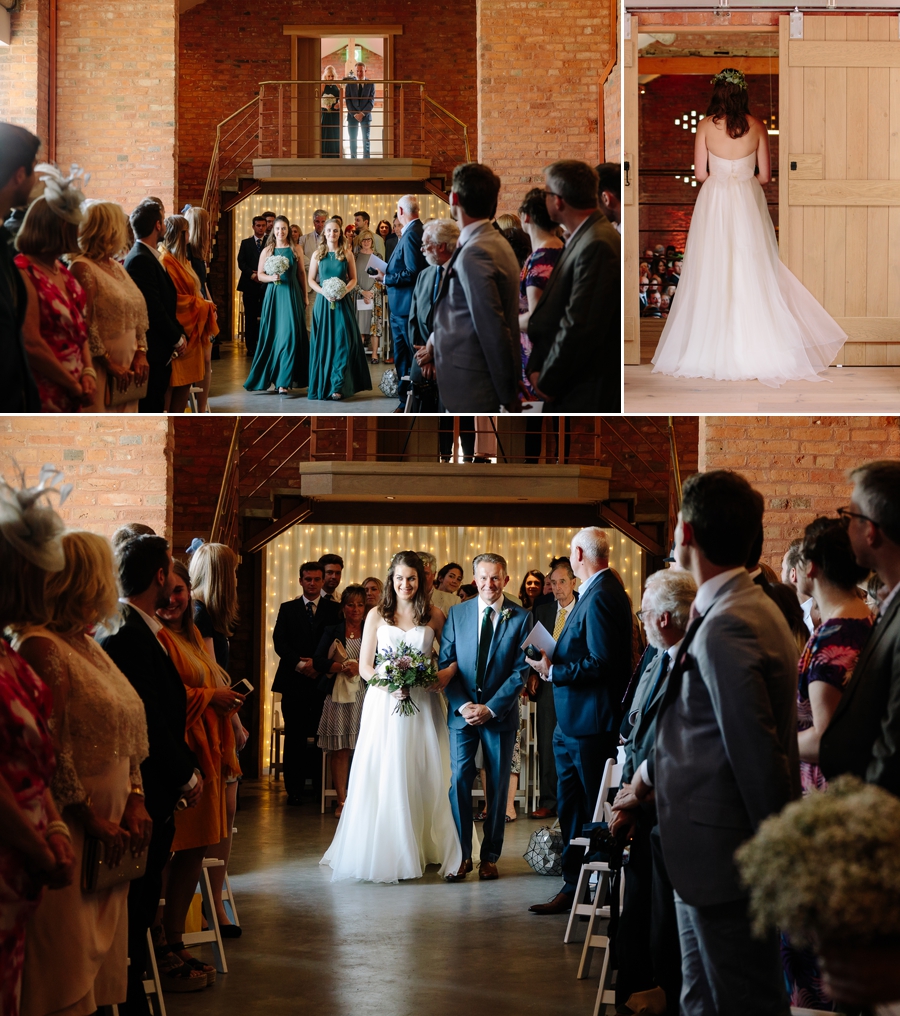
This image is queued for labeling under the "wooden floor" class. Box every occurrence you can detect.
[624,364,900,413]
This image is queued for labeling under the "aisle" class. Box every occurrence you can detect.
[208,343,394,414]
[166,780,599,1016]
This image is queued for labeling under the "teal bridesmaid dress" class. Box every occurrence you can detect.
[244,247,309,391]
[308,252,372,400]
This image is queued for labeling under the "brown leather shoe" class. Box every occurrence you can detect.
[445,859,473,882]
[528,807,557,819]
[479,860,499,880]
[529,891,575,915]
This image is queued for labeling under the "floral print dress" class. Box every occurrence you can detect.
[519,246,562,398]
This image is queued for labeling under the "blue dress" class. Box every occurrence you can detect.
[244,247,309,391]
[308,252,372,400]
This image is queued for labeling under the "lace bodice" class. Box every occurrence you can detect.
[707,151,758,182]
[12,627,149,807]
[69,256,150,357]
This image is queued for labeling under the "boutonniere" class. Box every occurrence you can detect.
[499,608,513,623]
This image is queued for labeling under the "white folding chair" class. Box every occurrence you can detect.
[142,928,167,1016]
[182,858,228,973]
[320,751,337,814]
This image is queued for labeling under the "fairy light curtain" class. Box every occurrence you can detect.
[231,194,449,336]
[261,524,643,768]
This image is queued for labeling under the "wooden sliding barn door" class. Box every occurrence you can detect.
[623,16,640,365]
[780,14,900,362]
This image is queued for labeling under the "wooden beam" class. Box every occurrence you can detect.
[637,24,778,33]
[639,56,777,75]
[836,317,900,341]
[790,179,900,205]
[283,24,403,36]
[790,40,900,67]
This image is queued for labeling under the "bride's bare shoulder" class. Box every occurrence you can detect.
[428,606,446,632]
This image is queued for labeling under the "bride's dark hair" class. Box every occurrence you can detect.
[707,70,751,139]
[379,551,432,628]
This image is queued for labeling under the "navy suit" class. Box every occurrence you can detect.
[384,218,428,403]
[548,568,633,891]
[439,596,532,863]
[237,234,266,355]
[345,80,375,158]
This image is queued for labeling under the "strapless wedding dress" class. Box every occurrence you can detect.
[320,623,463,883]
[651,151,847,387]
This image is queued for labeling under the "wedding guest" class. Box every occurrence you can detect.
[159,215,216,412]
[154,562,243,976]
[354,229,380,362]
[237,216,268,357]
[597,162,622,232]
[261,210,276,240]
[13,531,152,1016]
[125,200,185,412]
[111,521,156,553]
[0,467,75,1016]
[821,461,900,800]
[377,218,397,261]
[527,160,621,412]
[98,536,204,1013]
[290,224,302,245]
[354,211,385,258]
[381,195,428,407]
[527,527,632,915]
[416,551,438,598]
[436,563,464,597]
[314,585,367,816]
[69,201,149,412]
[319,553,343,601]
[432,163,521,414]
[362,576,383,607]
[345,62,375,159]
[344,224,357,246]
[501,226,532,271]
[244,214,309,396]
[518,569,545,610]
[495,212,522,231]
[640,470,800,1013]
[272,562,340,804]
[307,218,370,401]
[0,123,41,412]
[184,206,216,407]
[458,582,477,602]
[16,192,96,412]
[321,66,341,158]
[300,209,328,270]
[430,560,461,613]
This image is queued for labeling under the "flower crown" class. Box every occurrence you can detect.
[34,162,90,225]
[712,68,748,90]
[0,463,71,572]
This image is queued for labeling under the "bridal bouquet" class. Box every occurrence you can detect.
[369,643,438,716]
[321,277,347,309]
[264,254,290,284]
[736,775,900,949]
[322,94,337,110]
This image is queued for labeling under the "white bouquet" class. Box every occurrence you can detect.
[322,94,337,110]
[321,277,347,309]
[264,254,290,284]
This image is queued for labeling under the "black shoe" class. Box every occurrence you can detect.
[219,924,242,938]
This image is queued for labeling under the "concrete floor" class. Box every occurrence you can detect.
[168,779,601,1016]
[207,343,397,415]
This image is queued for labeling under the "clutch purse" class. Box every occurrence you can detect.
[106,372,149,408]
[81,835,148,893]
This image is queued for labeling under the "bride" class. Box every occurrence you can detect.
[651,68,846,388]
[320,551,463,882]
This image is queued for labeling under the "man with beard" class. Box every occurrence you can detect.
[0,122,41,412]
[100,535,204,1013]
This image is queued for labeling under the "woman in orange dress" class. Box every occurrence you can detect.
[152,561,242,982]
[160,215,217,413]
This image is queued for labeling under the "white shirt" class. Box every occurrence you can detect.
[302,593,322,613]
[138,238,161,260]
[801,597,816,634]
[693,567,746,617]
[879,580,900,621]
[401,217,420,237]
[564,214,593,247]
[457,219,491,247]
[636,638,684,787]
[462,596,505,716]
[121,598,164,643]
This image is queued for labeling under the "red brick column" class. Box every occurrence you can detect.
[0,0,50,139]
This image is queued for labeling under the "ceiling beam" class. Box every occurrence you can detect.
[639,56,777,74]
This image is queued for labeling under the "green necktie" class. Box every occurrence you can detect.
[476,605,493,700]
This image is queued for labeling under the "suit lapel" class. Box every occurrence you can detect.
[533,210,601,310]
[485,597,513,671]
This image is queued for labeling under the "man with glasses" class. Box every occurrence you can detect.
[822,460,900,798]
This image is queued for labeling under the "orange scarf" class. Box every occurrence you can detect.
[160,251,219,343]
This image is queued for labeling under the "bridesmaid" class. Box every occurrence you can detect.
[321,66,341,158]
[244,215,309,395]
[307,218,371,401]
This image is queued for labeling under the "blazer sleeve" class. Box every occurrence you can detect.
[126,254,182,349]
[385,231,427,289]
[532,236,619,397]
[438,603,459,670]
[865,635,900,795]
[549,589,629,690]
[237,240,257,275]
[407,271,431,347]
[483,611,532,719]
[273,602,303,669]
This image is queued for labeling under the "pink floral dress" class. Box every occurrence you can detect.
[0,645,56,1016]
[14,255,87,413]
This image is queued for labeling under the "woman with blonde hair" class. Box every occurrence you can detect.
[69,201,150,412]
[244,214,309,395]
[152,561,243,976]
[308,217,370,401]
[160,214,217,412]
[321,65,341,157]
[354,228,381,362]
[13,530,152,1016]
[184,206,216,412]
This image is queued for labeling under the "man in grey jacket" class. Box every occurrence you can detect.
[432,162,522,413]
[633,470,799,1016]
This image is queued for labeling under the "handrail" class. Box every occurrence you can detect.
[668,415,683,509]
[210,416,242,546]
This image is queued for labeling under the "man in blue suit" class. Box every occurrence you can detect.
[381,194,428,408]
[345,62,375,159]
[526,526,633,914]
[438,553,532,881]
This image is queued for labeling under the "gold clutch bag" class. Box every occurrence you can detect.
[81,835,148,893]
[106,372,149,408]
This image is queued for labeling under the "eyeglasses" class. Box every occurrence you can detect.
[635,609,652,621]
[837,506,880,528]
[543,189,561,199]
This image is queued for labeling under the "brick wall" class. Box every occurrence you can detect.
[0,0,50,139]
[0,417,174,543]
[476,0,612,194]
[55,0,178,213]
[178,0,478,204]
[601,416,699,513]
[699,416,900,570]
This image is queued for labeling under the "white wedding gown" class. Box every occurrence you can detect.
[651,151,847,388]
[320,624,463,883]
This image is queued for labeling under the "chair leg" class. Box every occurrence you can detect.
[577,871,610,980]
[198,865,228,974]
[144,928,167,1016]
[592,942,614,1016]
[223,871,239,928]
[563,865,590,944]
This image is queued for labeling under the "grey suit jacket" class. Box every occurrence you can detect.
[655,571,800,907]
[526,210,621,412]
[432,222,521,412]
[820,593,896,793]
[622,649,670,786]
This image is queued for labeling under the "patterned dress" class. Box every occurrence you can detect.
[317,636,365,751]
[519,246,562,398]
[0,645,56,1016]
[782,613,873,1011]
[14,255,87,412]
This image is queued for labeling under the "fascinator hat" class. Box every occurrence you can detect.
[0,463,72,572]
[33,162,90,226]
